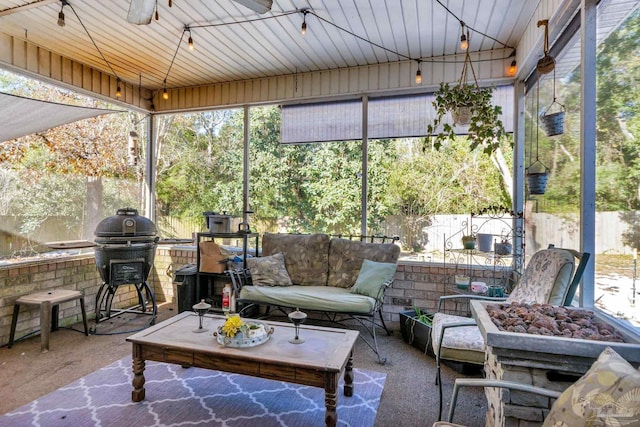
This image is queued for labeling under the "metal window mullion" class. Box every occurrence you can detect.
[362,96,368,236]
[580,0,597,308]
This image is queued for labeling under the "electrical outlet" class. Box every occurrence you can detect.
[392,297,412,306]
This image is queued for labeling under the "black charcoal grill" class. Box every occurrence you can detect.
[94,208,158,323]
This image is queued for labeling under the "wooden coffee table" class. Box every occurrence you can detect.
[126,312,359,427]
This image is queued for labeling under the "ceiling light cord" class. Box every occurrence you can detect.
[162,79,169,100]
[300,10,308,37]
[508,50,517,76]
[434,0,513,50]
[66,2,122,98]
[460,22,468,50]
[186,27,194,50]
[57,0,67,27]
[310,11,413,61]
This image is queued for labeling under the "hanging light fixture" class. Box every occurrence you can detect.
[459,22,468,50]
[187,28,194,50]
[57,0,68,27]
[300,9,308,37]
[116,79,122,98]
[507,50,517,76]
[162,80,169,100]
[415,60,422,84]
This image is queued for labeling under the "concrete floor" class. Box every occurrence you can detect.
[0,303,486,426]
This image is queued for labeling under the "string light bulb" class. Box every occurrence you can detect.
[162,80,169,100]
[187,28,194,50]
[57,0,67,27]
[415,61,422,84]
[116,79,122,98]
[300,10,308,37]
[508,59,517,76]
[459,22,468,50]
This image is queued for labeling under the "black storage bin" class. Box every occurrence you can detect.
[173,264,198,313]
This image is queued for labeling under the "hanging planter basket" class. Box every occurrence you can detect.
[540,100,566,137]
[536,20,555,75]
[452,106,472,126]
[526,160,550,195]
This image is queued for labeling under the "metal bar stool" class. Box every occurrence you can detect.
[8,289,89,352]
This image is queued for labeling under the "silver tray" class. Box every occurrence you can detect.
[213,321,274,348]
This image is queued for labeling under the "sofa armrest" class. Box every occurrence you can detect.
[227,268,252,296]
[372,277,394,309]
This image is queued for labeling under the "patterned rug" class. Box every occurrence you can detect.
[1,357,385,427]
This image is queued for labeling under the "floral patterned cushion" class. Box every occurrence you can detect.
[507,248,575,305]
[261,233,330,286]
[246,253,292,287]
[328,238,400,288]
[431,312,485,364]
[542,347,640,427]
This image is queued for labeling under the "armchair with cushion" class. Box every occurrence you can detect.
[431,246,590,419]
[433,346,640,426]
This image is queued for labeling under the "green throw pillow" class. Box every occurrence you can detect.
[350,259,397,299]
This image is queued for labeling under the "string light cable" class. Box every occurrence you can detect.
[65,2,122,96]
[58,1,518,105]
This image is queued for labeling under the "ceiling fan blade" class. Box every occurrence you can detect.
[127,0,156,25]
[232,0,273,14]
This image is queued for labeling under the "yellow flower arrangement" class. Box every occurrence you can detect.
[221,314,244,337]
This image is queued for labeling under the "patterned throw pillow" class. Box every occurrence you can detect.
[350,259,397,299]
[542,347,640,426]
[246,253,293,287]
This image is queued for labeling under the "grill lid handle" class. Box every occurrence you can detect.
[116,208,139,216]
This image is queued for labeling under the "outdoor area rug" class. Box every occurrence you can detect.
[1,357,386,427]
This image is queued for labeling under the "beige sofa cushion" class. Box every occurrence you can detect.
[328,238,400,288]
[261,233,330,286]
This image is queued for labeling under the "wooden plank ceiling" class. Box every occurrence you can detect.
[0,1,537,93]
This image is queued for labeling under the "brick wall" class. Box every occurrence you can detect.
[0,255,101,346]
[0,247,512,347]
[0,246,199,347]
[384,261,512,322]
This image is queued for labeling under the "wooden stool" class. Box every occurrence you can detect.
[8,289,89,353]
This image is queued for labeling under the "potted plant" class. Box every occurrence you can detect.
[426,51,508,156]
[399,307,435,357]
[461,235,475,250]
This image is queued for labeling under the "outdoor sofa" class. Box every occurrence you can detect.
[228,232,400,363]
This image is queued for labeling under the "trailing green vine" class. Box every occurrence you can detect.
[426,51,510,156]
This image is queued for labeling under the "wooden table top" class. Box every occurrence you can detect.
[127,312,359,372]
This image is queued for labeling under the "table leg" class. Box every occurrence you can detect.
[131,344,146,402]
[324,372,338,427]
[344,351,354,397]
[40,301,52,353]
